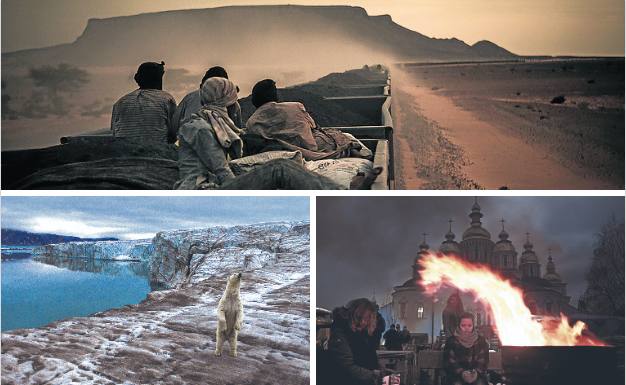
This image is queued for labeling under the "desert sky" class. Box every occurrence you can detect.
[2,0,624,56]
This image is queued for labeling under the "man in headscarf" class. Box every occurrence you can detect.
[111,61,177,143]
[176,77,242,189]
[172,66,243,135]
[244,79,370,160]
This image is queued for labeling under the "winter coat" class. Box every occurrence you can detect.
[324,307,380,385]
[443,335,489,384]
[383,328,402,351]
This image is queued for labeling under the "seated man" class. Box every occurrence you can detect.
[172,66,243,135]
[111,61,177,143]
[244,79,370,160]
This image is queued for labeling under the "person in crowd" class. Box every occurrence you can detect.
[383,324,401,351]
[443,291,465,337]
[400,325,411,348]
[172,66,243,135]
[443,312,489,385]
[111,61,177,143]
[324,298,389,385]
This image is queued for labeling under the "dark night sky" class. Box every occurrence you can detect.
[316,196,624,311]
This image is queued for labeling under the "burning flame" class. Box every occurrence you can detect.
[418,253,606,346]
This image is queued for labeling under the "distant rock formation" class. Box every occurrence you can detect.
[1,221,310,384]
[471,40,516,59]
[1,228,118,246]
[2,5,517,67]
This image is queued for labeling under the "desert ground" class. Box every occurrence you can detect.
[392,59,624,189]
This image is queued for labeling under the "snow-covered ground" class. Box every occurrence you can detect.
[2,222,310,385]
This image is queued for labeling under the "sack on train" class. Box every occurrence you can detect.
[304,158,381,189]
[229,150,304,175]
[341,132,374,159]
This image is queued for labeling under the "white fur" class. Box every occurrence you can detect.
[215,272,243,357]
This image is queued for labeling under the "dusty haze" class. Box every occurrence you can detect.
[2,5,500,150]
[3,0,624,56]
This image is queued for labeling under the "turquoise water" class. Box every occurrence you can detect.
[1,256,151,331]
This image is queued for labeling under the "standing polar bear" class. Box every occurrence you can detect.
[215,272,243,357]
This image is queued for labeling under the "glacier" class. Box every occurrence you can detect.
[2,221,310,385]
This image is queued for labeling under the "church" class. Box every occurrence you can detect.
[379,198,577,342]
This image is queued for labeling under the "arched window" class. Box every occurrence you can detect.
[417,305,424,319]
[400,302,406,320]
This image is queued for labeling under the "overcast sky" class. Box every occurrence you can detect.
[2,0,623,56]
[1,196,309,240]
[317,196,624,310]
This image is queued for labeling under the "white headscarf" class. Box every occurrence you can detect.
[197,77,242,157]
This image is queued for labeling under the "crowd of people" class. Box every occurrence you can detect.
[318,297,491,385]
[110,61,377,190]
[382,323,411,351]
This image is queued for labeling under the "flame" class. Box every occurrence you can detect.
[418,253,606,346]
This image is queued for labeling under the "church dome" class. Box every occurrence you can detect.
[493,221,516,253]
[440,241,462,255]
[462,199,491,240]
[520,235,539,263]
[494,240,516,253]
[440,220,462,255]
[462,226,491,239]
[543,252,562,282]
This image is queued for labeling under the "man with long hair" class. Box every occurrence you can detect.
[324,298,388,385]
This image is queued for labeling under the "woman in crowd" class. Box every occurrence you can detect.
[443,312,489,385]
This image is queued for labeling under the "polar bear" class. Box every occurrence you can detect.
[215,272,243,357]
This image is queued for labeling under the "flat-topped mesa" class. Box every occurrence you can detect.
[3,5,516,66]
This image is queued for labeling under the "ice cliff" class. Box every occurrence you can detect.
[1,221,310,385]
[33,239,154,262]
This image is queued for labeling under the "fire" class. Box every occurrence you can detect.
[418,253,606,346]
